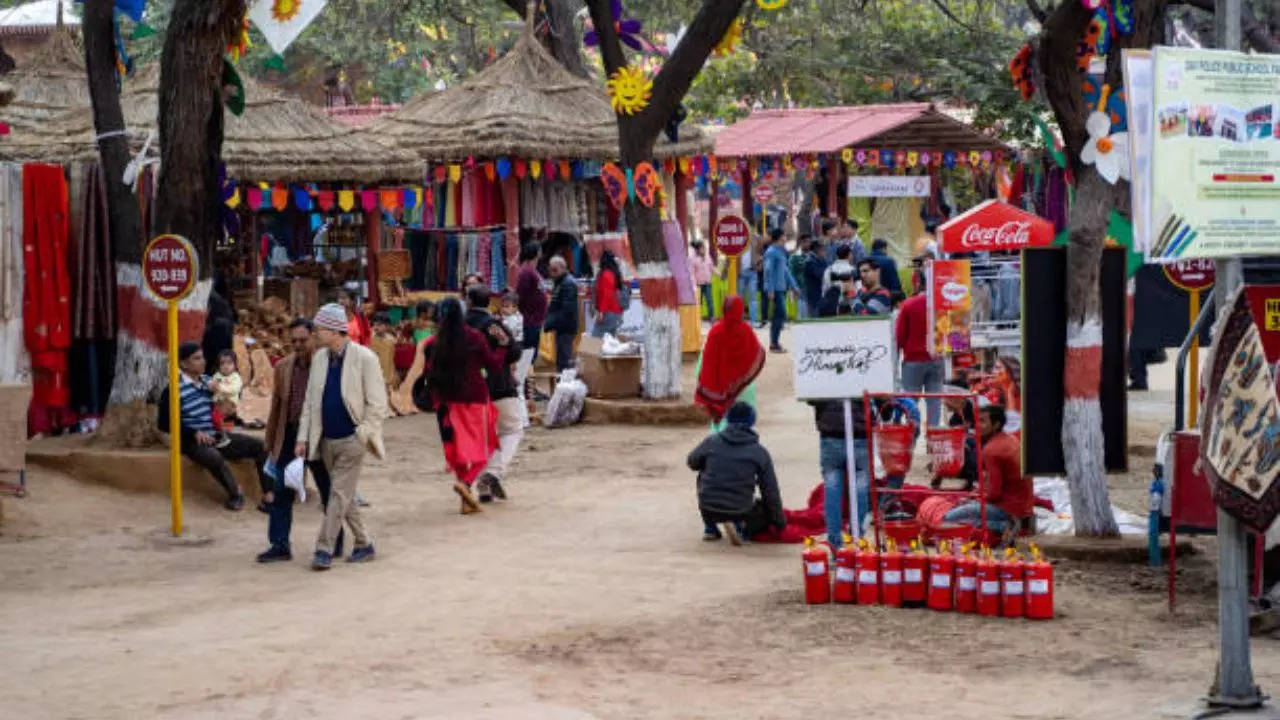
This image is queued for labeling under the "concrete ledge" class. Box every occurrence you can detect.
[1032,534,1196,563]
[27,434,264,505]
[581,396,707,426]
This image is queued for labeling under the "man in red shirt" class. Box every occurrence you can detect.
[942,405,1033,541]
[896,269,943,426]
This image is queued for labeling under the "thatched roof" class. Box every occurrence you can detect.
[364,27,712,163]
[1,27,90,133]
[0,64,422,184]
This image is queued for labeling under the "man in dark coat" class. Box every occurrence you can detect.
[543,256,579,372]
[687,402,785,545]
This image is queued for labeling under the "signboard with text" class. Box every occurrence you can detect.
[713,214,750,257]
[752,185,775,204]
[792,317,895,400]
[846,175,931,198]
[143,234,197,302]
[927,259,972,355]
[1147,46,1280,261]
[1162,258,1216,292]
[938,200,1054,253]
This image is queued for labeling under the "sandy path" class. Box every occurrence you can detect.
[0,333,1274,719]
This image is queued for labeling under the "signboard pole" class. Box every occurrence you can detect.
[167,299,183,537]
[728,257,738,302]
[1188,289,1200,427]
[843,399,860,538]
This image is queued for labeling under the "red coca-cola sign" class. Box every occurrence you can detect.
[938,200,1054,253]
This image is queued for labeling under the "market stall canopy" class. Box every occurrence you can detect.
[0,27,90,134]
[714,104,1008,158]
[0,64,422,183]
[0,0,79,35]
[363,26,711,162]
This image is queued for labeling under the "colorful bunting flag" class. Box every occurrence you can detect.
[248,0,330,56]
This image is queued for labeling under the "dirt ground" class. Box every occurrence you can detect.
[1,337,1276,720]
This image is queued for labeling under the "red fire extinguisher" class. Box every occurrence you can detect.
[855,539,880,605]
[954,544,978,613]
[1000,548,1027,618]
[926,540,955,612]
[902,539,928,608]
[880,538,904,607]
[802,537,831,604]
[976,547,1001,617]
[1024,544,1054,619]
[832,534,857,604]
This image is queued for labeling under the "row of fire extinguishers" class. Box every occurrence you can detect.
[802,535,1054,619]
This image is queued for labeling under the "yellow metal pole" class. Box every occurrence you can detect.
[168,299,183,536]
[728,256,739,304]
[1189,289,1200,428]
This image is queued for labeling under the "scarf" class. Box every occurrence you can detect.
[695,295,764,422]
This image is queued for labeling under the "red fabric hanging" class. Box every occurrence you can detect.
[22,164,72,408]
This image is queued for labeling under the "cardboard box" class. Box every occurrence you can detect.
[575,337,641,399]
[0,384,32,471]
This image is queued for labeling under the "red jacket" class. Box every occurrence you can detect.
[595,269,622,314]
[422,327,508,404]
[981,432,1033,519]
[895,293,931,363]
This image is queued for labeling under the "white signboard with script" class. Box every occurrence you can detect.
[792,318,896,400]
[847,175,931,198]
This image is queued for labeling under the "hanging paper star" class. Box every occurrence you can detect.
[271,0,302,22]
[250,0,328,55]
[1009,44,1035,101]
[607,66,652,115]
[714,18,743,57]
[584,0,644,52]
[1081,85,1130,184]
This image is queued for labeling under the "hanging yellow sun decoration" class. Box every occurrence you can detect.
[607,66,652,116]
[271,0,302,23]
[756,0,788,9]
[714,19,743,57]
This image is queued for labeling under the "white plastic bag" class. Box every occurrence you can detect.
[544,369,588,428]
[601,333,640,356]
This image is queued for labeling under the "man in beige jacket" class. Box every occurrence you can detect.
[297,303,388,571]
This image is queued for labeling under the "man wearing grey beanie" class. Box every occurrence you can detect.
[297,303,388,570]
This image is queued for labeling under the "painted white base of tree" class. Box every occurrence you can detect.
[1062,318,1119,537]
[108,263,210,405]
[636,261,682,400]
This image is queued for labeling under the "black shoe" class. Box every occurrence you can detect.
[489,476,507,501]
[1128,381,1149,391]
[347,545,376,563]
[225,494,245,511]
[770,345,787,354]
[256,546,292,563]
[476,474,494,504]
[702,529,722,542]
[311,550,333,571]
[256,501,270,514]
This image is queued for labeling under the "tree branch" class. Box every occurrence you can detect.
[1171,0,1279,52]
[642,0,749,141]
[929,0,976,31]
[1024,0,1048,23]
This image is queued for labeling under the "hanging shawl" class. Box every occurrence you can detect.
[695,295,765,422]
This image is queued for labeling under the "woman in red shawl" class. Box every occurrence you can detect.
[420,298,510,514]
[695,295,765,431]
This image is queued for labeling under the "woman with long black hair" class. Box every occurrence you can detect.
[418,297,510,513]
[592,250,625,338]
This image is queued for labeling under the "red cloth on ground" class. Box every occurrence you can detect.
[595,268,622,313]
[439,401,498,485]
[752,484,832,543]
[695,295,764,422]
[895,293,931,363]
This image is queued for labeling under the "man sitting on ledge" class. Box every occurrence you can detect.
[157,342,269,511]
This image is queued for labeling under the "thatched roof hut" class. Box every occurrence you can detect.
[364,26,711,163]
[0,64,421,183]
[1,27,90,134]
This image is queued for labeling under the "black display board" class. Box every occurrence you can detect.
[1021,247,1128,475]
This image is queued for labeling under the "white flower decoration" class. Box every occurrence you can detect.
[1080,85,1130,185]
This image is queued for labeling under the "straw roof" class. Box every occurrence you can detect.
[1,27,90,133]
[0,64,422,184]
[364,27,712,163]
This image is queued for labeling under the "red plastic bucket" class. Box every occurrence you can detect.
[882,519,921,547]
[926,427,966,477]
[874,424,915,476]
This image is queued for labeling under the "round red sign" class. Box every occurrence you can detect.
[1162,258,1215,292]
[753,184,774,204]
[713,214,750,257]
[143,234,198,302]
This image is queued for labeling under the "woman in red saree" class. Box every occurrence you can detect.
[695,295,766,430]
[421,298,510,513]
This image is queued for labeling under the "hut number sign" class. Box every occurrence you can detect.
[143,234,198,302]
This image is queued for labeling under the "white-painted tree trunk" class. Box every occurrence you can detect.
[635,261,682,400]
[1062,317,1120,536]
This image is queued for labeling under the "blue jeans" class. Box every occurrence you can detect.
[943,501,1013,534]
[592,312,623,337]
[699,284,713,320]
[900,359,945,426]
[768,291,787,348]
[820,436,869,547]
[737,273,760,324]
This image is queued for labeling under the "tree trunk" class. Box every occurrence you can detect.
[586,0,747,399]
[502,0,589,79]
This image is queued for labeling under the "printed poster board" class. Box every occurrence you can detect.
[1147,46,1280,261]
[792,317,895,400]
[926,259,972,354]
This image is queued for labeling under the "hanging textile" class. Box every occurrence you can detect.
[475,231,491,287]
[870,197,912,261]
[71,163,117,342]
[520,178,549,229]
[489,229,507,291]
[662,220,697,306]
[22,163,72,409]
[547,181,577,234]
[444,233,459,291]
[0,163,28,384]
